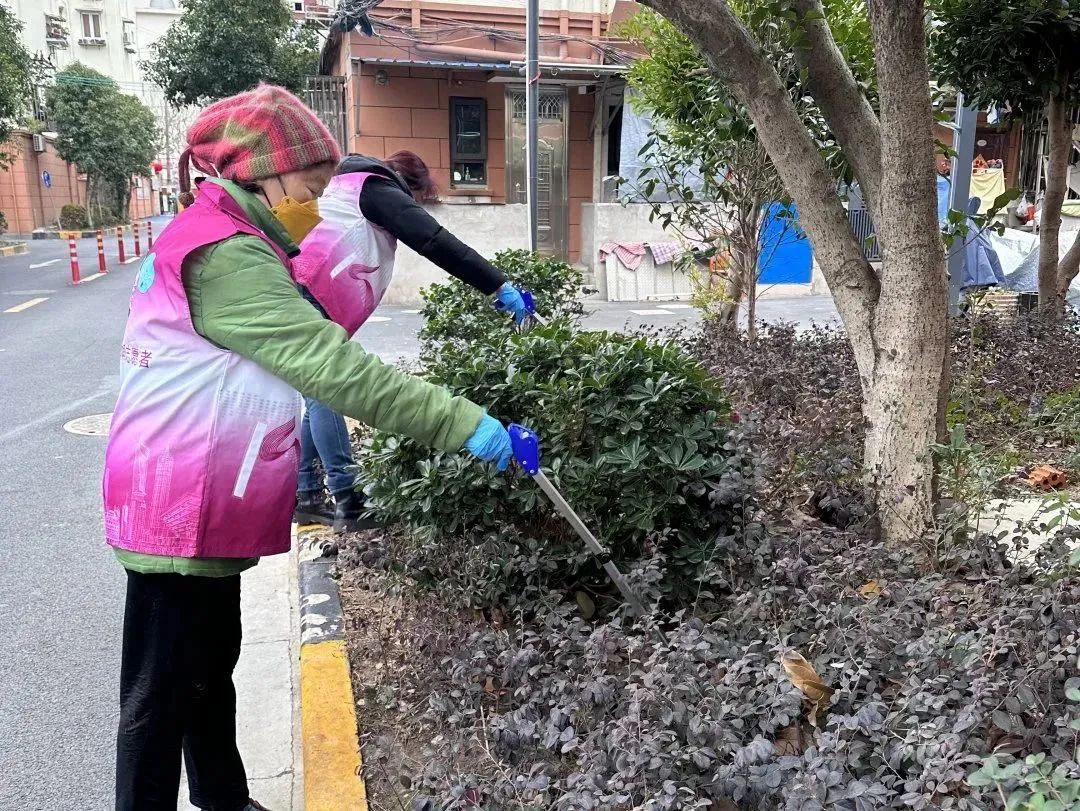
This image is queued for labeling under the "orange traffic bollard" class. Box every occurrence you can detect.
[146,220,154,250]
[133,221,142,258]
[68,234,81,285]
[96,229,108,274]
[116,226,126,264]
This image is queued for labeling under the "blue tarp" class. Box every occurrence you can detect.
[759,202,812,284]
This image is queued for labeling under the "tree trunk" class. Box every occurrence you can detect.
[1057,229,1080,300]
[1039,83,1071,311]
[644,0,948,543]
[864,0,948,542]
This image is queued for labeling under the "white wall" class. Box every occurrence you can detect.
[381,202,531,305]
[582,202,827,301]
[14,0,142,83]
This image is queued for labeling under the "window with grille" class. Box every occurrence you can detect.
[450,97,487,186]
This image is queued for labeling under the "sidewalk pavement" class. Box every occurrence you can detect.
[180,548,303,810]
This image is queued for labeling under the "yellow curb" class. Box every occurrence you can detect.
[0,242,28,257]
[300,639,368,810]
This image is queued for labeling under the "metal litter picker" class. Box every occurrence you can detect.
[508,424,649,619]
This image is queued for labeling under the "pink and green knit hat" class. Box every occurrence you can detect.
[179,84,341,191]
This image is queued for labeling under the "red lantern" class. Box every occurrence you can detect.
[152,161,163,173]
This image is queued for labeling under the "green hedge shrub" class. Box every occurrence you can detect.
[364,252,753,608]
[59,203,89,231]
[418,249,587,354]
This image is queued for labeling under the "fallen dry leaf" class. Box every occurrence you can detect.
[781,651,834,726]
[858,580,882,599]
[773,723,808,756]
[1028,464,1068,490]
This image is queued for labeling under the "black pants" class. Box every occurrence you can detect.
[115,570,250,811]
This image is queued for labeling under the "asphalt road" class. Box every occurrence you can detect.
[0,220,838,808]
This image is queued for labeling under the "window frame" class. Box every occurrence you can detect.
[80,11,102,39]
[449,96,488,187]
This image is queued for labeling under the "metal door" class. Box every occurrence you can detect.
[507,87,568,258]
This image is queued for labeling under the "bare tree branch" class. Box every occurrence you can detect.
[641,0,880,379]
[791,0,882,217]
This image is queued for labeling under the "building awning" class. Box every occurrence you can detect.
[355,57,511,72]
[511,61,630,78]
[356,57,630,79]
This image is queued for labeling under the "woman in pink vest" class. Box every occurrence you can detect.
[103,85,517,811]
[291,151,532,530]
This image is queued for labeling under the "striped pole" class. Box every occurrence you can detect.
[133,221,142,258]
[146,220,154,250]
[68,234,81,285]
[96,230,107,274]
[116,226,126,264]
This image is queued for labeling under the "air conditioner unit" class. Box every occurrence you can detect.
[32,134,46,153]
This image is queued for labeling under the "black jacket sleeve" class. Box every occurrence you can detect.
[358,177,507,295]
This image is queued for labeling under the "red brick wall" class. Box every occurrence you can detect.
[351,64,594,261]
[0,132,157,234]
[353,63,509,202]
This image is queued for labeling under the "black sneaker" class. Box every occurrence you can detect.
[332,488,384,533]
[294,490,334,526]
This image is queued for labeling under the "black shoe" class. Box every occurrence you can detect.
[294,490,334,526]
[332,488,383,533]
[241,801,274,811]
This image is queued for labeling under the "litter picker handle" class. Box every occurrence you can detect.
[509,423,540,474]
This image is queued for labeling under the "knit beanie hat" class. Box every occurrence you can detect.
[178,84,341,192]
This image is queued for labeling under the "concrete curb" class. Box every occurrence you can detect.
[0,241,28,257]
[297,526,368,810]
[31,223,152,240]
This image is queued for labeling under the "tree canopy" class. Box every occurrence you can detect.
[932,0,1080,310]
[931,0,1080,112]
[142,0,322,107]
[47,64,157,224]
[0,5,33,168]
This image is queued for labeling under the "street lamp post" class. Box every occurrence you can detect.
[525,0,539,252]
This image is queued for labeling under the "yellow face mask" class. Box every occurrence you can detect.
[271,197,321,243]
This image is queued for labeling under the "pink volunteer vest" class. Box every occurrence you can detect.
[102,182,302,559]
[291,172,397,335]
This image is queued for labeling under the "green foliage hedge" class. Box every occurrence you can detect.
[364,250,753,608]
[59,203,89,231]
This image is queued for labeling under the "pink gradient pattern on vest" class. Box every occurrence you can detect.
[103,182,302,559]
[292,172,398,335]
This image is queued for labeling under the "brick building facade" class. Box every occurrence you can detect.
[323,0,634,263]
[1,131,159,236]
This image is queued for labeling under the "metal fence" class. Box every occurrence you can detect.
[847,207,882,261]
[303,75,348,153]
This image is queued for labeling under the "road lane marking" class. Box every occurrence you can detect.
[5,289,56,295]
[367,316,391,322]
[78,272,107,283]
[28,259,61,269]
[630,308,674,315]
[4,297,48,313]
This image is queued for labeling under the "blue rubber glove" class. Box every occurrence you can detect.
[494,282,531,324]
[464,414,514,471]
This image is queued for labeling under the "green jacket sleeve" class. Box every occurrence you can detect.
[183,235,484,453]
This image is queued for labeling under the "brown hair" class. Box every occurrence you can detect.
[385,150,438,200]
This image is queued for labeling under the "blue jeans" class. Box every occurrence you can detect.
[298,397,357,495]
